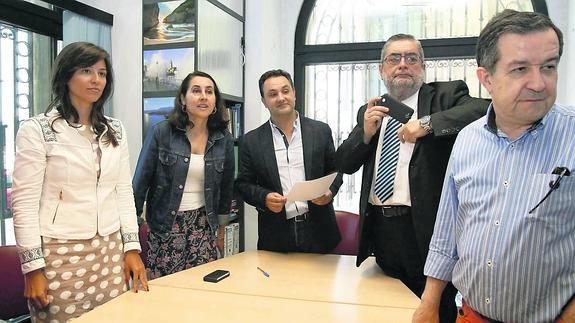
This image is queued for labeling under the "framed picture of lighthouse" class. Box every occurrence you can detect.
[143,0,195,46]
[143,47,195,93]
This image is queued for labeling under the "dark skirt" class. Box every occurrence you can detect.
[146,207,218,280]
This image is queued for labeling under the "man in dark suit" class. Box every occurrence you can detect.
[235,69,342,253]
[335,34,489,322]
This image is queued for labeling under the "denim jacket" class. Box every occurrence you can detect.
[132,120,235,237]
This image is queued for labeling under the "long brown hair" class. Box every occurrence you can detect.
[46,42,118,146]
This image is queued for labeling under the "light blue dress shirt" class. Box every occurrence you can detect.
[425,104,575,322]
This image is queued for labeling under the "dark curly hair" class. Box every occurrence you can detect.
[168,71,228,131]
[46,42,118,146]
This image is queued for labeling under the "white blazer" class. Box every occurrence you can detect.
[11,110,140,273]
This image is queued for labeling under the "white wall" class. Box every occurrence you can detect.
[77,0,143,172]
[547,0,573,105]
[244,0,304,133]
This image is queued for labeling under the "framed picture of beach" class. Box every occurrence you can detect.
[143,0,195,46]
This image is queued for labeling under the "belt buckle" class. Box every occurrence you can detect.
[381,205,395,218]
[294,213,307,222]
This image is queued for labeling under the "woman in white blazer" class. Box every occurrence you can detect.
[11,42,148,322]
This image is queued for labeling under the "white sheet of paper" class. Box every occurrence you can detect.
[285,173,338,202]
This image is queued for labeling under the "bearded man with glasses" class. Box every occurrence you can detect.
[336,33,489,323]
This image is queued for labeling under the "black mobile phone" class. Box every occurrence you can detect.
[203,269,230,283]
[376,94,415,124]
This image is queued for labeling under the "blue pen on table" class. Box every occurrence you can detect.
[257,266,270,277]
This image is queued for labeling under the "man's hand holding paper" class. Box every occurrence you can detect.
[265,192,287,213]
[310,190,333,206]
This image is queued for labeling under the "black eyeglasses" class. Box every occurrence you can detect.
[384,53,421,66]
[528,167,571,214]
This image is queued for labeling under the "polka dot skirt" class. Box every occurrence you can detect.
[30,231,127,323]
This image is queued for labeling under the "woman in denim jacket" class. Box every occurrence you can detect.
[133,71,234,279]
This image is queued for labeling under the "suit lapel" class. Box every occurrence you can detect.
[413,83,435,155]
[418,83,434,118]
[300,117,313,180]
[260,123,283,193]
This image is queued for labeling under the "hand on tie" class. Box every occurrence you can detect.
[399,119,429,143]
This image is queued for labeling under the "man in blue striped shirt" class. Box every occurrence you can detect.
[413,10,575,323]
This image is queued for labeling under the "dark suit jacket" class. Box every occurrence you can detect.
[235,116,343,253]
[336,81,489,266]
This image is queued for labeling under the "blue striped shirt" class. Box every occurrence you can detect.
[425,104,575,322]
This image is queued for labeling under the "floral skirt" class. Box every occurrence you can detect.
[30,231,127,323]
[146,207,218,280]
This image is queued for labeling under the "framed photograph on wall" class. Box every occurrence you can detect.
[143,47,195,92]
[143,0,195,45]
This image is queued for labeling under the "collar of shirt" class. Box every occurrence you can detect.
[483,103,547,140]
[403,90,419,117]
[269,112,301,140]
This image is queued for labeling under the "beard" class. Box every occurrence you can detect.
[383,73,425,101]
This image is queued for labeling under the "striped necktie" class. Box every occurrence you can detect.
[373,117,402,202]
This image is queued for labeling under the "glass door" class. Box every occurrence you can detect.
[0,22,53,245]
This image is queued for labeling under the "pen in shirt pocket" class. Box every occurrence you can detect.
[529,166,571,214]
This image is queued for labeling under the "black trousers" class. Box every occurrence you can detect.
[369,204,457,323]
[286,215,318,253]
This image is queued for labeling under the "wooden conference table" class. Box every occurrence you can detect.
[75,251,420,322]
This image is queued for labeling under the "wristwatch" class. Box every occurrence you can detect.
[419,115,433,134]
